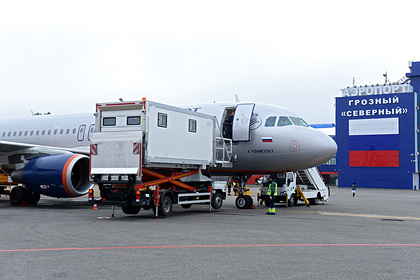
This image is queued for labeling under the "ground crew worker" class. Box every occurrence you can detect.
[266,176,278,215]
[352,182,357,197]
[227,178,233,195]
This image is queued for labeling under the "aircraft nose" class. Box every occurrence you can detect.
[311,132,337,165]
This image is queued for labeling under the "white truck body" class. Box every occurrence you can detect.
[89,99,230,217]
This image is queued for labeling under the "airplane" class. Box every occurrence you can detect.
[0,99,337,205]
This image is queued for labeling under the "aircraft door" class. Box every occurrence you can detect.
[232,103,255,142]
[77,125,86,141]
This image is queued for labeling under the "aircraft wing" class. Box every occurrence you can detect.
[0,140,89,166]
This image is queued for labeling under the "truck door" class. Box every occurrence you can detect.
[232,103,255,142]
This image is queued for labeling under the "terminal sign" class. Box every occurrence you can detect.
[341,84,412,97]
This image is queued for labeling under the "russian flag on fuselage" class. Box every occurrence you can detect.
[348,118,399,167]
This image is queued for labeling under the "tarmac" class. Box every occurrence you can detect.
[1,185,420,279]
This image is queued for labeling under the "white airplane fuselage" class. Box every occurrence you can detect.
[0,101,337,174]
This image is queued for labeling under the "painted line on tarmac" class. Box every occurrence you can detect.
[259,208,420,221]
[2,243,420,253]
[315,211,420,221]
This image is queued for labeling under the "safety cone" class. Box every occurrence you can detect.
[92,203,98,210]
[249,204,256,209]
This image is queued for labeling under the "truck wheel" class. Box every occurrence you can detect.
[10,186,26,205]
[235,195,248,209]
[122,206,141,215]
[288,194,296,207]
[160,196,173,217]
[27,191,40,205]
[181,204,192,209]
[212,193,223,209]
[309,198,319,205]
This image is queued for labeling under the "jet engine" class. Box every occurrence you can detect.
[11,153,92,200]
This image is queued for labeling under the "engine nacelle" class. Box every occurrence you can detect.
[11,154,92,198]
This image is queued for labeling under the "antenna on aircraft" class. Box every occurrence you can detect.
[234,94,240,103]
[119,98,124,102]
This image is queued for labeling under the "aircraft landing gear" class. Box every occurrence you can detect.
[234,175,253,209]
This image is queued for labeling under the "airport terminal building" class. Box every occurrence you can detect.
[335,61,420,189]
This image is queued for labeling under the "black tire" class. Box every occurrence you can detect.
[181,204,192,209]
[309,198,319,205]
[244,195,253,208]
[211,193,223,209]
[27,191,40,205]
[288,194,296,207]
[122,205,141,215]
[158,196,173,217]
[235,195,247,209]
[10,186,27,205]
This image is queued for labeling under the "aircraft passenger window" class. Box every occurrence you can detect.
[72,128,76,134]
[36,131,39,136]
[103,117,116,126]
[48,130,51,135]
[188,119,197,133]
[289,117,309,127]
[19,131,22,136]
[24,131,28,136]
[42,130,45,135]
[13,132,16,137]
[54,129,57,135]
[2,132,5,137]
[60,129,64,134]
[30,131,33,136]
[265,116,277,127]
[157,113,167,128]
[8,132,11,137]
[127,116,141,125]
[277,116,292,127]
[66,129,70,134]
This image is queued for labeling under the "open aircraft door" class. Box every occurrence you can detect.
[232,103,255,142]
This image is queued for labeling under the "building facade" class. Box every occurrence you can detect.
[335,61,420,189]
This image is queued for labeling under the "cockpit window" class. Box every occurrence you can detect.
[265,116,277,127]
[277,116,292,127]
[290,117,309,127]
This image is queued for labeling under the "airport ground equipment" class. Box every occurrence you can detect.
[89,99,233,217]
[0,168,28,203]
[258,167,329,207]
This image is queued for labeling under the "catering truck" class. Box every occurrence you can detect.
[89,99,232,217]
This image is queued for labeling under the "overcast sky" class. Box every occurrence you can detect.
[1,0,419,123]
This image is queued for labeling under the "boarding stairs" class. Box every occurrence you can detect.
[296,167,326,190]
[214,120,233,168]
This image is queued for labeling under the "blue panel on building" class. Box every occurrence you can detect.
[336,91,417,189]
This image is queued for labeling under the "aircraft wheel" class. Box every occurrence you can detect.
[244,195,253,208]
[10,186,26,205]
[122,205,141,215]
[212,193,223,209]
[181,204,192,209]
[235,195,247,209]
